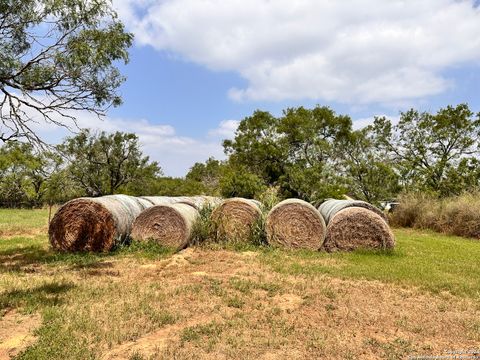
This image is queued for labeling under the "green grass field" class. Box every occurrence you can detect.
[0,208,479,360]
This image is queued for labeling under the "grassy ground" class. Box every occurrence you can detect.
[0,208,52,237]
[0,208,479,360]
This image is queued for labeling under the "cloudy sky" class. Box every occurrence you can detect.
[49,0,480,176]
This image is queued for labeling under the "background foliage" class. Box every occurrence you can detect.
[0,104,479,207]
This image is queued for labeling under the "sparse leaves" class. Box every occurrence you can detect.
[0,0,133,143]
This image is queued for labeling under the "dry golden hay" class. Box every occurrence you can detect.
[210,198,262,242]
[266,198,326,250]
[323,207,395,252]
[48,195,151,252]
[318,199,387,224]
[130,203,198,249]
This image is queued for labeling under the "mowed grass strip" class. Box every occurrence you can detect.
[260,227,480,298]
[0,208,52,236]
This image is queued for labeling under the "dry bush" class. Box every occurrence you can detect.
[438,193,480,239]
[391,191,480,239]
[389,193,430,228]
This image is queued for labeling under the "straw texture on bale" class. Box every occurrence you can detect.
[266,199,326,250]
[211,198,262,242]
[318,199,387,224]
[49,195,151,252]
[131,203,198,249]
[323,207,395,252]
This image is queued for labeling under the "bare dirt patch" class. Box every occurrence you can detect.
[272,293,303,312]
[100,249,479,359]
[102,316,211,360]
[0,310,41,360]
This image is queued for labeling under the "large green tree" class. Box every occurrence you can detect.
[224,106,352,202]
[59,130,161,196]
[186,157,225,195]
[0,0,132,143]
[339,129,400,204]
[219,165,267,199]
[277,106,351,201]
[373,104,480,195]
[224,110,285,186]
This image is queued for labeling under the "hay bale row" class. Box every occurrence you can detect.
[318,199,395,252]
[266,199,326,250]
[49,194,395,254]
[49,195,220,252]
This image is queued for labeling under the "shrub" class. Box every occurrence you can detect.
[219,167,267,199]
[391,191,480,239]
[190,205,215,246]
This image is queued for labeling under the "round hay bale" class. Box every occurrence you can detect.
[49,195,150,252]
[266,198,326,250]
[210,198,262,242]
[131,203,198,249]
[324,207,395,252]
[318,199,387,224]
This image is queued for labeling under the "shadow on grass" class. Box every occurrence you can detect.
[0,281,75,313]
[0,245,111,273]
[0,240,176,274]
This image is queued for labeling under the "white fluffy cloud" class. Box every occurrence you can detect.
[1,92,234,176]
[207,119,239,138]
[30,114,233,177]
[352,115,400,130]
[114,0,480,105]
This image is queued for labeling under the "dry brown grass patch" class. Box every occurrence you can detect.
[2,243,478,360]
[98,250,478,359]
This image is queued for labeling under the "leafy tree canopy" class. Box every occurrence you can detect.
[0,0,133,143]
[372,104,480,195]
[186,157,224,195]
[58,130,161,196]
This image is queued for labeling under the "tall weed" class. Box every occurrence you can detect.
[391,191,480,239]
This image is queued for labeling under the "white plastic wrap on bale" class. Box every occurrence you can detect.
[318,199,386,224]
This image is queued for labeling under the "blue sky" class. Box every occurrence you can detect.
[111,46,480,137]
[58,0,480,177]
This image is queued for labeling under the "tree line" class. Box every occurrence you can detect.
[219,103,480,203]
[1,104,478,208]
